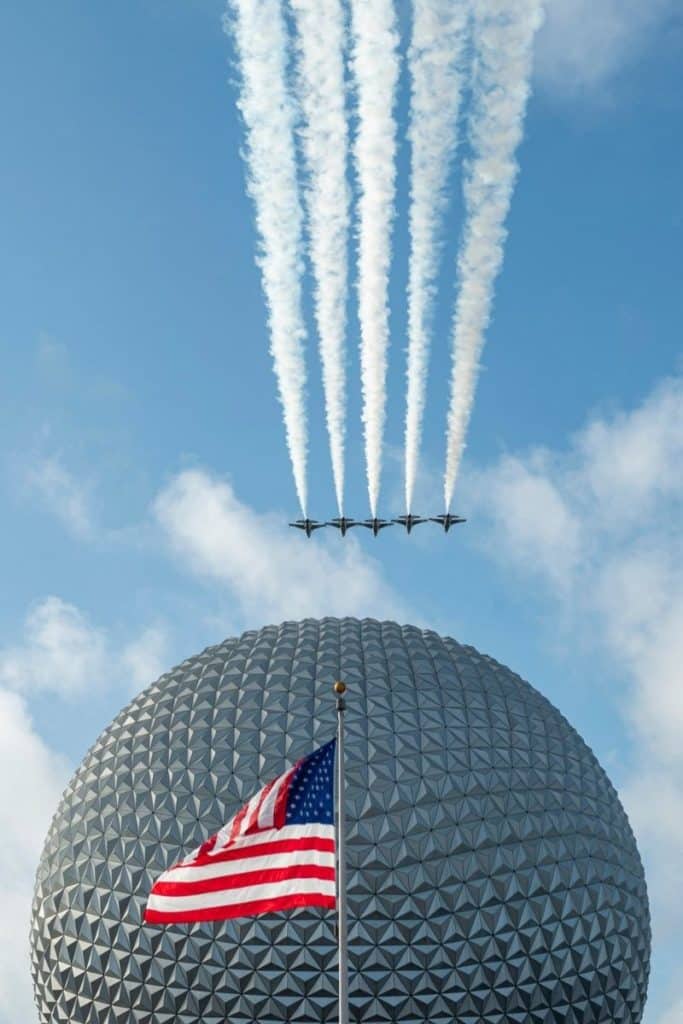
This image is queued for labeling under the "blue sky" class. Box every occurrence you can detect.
[1,1,682,1021]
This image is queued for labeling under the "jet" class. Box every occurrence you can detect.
[430,513,467,533]
[393,514,428,534]
[327,517,360,537]
[289,518,327,538]
[360,517,394,537]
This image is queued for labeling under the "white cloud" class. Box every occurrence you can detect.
[471,450,582,589]
[153,469,410,624]
[536,0,678,97]
[0,600,171,1022]
[121,626,169,694]
[656,996,683,1024]
[594,547,683,765]
[576,381,683,527]
[0,598,108,698]
[24,456,94,539]
[0,689,70,1024]
[0,597,170,702]
[468,375,683,939]
[621,768,683,935]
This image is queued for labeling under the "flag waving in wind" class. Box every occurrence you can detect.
[145,739,336,924]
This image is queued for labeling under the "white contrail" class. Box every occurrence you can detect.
[350,0,401,518]
[404,0,469,514]
[224,0,309,516]
[290,0,349,517]
[444,0,544,509]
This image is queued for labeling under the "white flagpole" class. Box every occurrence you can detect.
[334,680,349,1024]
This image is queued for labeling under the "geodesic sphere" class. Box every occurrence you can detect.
[31,618,650,1023]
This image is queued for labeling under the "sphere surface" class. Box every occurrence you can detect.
[31,618,650,1023]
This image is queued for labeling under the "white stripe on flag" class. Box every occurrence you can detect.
[211,815,238,853]
[257,764,294,830]
[239,790,264,836]
[147,876,336,915]
[158,847,335,885]
[205,823,333,857]
[211,782,269,852]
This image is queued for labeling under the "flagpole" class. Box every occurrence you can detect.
[334,680,349,1024]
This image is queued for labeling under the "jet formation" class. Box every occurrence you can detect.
[290,514,466,537]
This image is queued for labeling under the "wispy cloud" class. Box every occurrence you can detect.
[536,0,679,97]
[467,375,683,939]
[0,592,174,1021]
[0,597,107,698]
[121,625,169,696]
[655,993,683,1024]
[24,456,94,539]
[0,689,69,1022]
[0,597,169,701]
[0,590,174,1022]
[153,468,411,625]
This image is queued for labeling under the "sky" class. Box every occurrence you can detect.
[0,0,682,1021]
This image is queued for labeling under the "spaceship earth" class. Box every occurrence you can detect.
[31,618,650,1023]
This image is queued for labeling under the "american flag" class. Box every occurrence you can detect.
[145,739,336,924]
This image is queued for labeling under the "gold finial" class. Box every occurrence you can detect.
[334,680,347,695]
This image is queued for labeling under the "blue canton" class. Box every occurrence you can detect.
[285,739,336,825]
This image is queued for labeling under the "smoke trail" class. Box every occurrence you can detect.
[290,0,349,517]
[444,0,544,509]
[350,0,401,518]
[224,0,309,516]
[404,0,469,514]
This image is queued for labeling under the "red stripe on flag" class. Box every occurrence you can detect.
[191,835,334,867]
[228,798,251,843]
[144,892,336,925]
[152,864,335,898]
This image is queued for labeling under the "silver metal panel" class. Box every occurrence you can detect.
[31,618,650,1022]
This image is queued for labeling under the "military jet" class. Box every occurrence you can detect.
[393,514,428,534]
[360,517,394,537]
[327,517,360,537]
[430,513,467,533]
[289,518,327,538]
